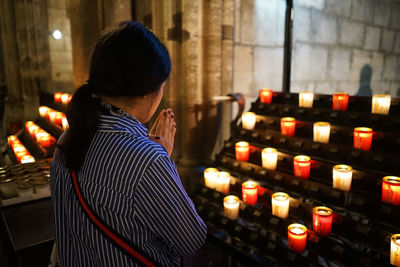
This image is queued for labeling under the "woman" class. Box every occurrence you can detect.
[50,21,207,266]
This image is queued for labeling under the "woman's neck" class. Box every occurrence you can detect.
[101,96,149,124]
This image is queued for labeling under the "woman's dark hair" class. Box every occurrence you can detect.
[59,21,171,171]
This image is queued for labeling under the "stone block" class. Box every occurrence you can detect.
[390,5,400,30]
[233,45,254,95]
[374,0,391,26]
[351,0,373,23]
[234,0,241,43]
[310,11,337,44]
[371,52,384,81]
[254,0,285,46]
[48,35,66,51]
[254,47,283,91]
[382,55,398,80]
[325,0,351,17]
[395,33,400,54]
[293,7,311,42]
[329,48,351,80]
[371,81,391,95]
[315,82,337,95]
[295,0,325,10]
[47,0,66,9]
[390,82,400,97]
[292,43,328,81]
[364,26,380,50]
[290,82,315,93]
[350,49,371,82]
[340,20,364,47]
[338,81,359,95]
[240,0,254,45]
[50,51,73,64]
[381,30,395,52]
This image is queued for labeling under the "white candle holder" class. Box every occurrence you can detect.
[241,112,256,130]
[216,171,230,194]
[332,164,353,192]
[262,147,278,170]
[372,94,391,115]
[299,91,314,108]
[224,195,240,220]
[391,234,400,266]
[271,192,290,219]
[204,168,219,189]
[313,122,331,144]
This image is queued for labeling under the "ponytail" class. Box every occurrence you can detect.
[58,83,100,171]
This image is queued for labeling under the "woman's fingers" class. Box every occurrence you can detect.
[150,109,164,135]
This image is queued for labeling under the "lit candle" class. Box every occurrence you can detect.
[332,92,349,111]
[49,111,57,123]
[68,94,72,103]
[28,125,39,137]
[288,223,308,254]
[216,171,230,194]
[223,195,240,220]
[332,165,353,192]
[391,234,400,266]
[259,89,273,104]
[313,206,333,236]
[235,141,250,162]
[25,121,34,132]
[204,168,219,189]
[353,127,373,151]
[280,117,296,137]
[313,122,330,144]
[382,176,400,206]
[38,106,49,118]
[20,155,35,164]
[271,192,290,219]
[62,117,69,130]
[15,150,28,162]
[299,91,314,108]
[372,94,391,115]
[261,147,278,170]
[242,181,258,205]
[61,93,70,105]
[55,112,64,125]
[7,135,18,145]
[37,132,51,148]
[54,92,63,103]
[293,155,311,179]
[241,112,256,130]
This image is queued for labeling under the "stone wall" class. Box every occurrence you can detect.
[233,0,400,110]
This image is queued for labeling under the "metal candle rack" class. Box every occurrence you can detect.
[191,92,400,266]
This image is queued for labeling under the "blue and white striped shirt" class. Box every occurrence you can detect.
[50,104,207,266]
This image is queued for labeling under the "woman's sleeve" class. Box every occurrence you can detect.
[134,155,207,256]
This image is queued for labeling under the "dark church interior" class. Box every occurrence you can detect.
[0,0,400,266]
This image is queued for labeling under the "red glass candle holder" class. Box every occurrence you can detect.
[353,127,373,151]
[280,117,296,136]
[313,206,333,236]
[235,141,250,162]
[259,89,273,104]
[242,181,258,205]
[332,92,349,111]
[288,223,307,254]
[382,176,400,206]
[54,92,63,103]
[293,155,311,179]
[55,112,64,125]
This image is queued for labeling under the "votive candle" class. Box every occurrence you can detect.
[280,117,296,137]
[204,168,219,189]
[354,127,373,151]
[62,117,69,130]
[235,141,250,162]
[372,94,391,115]
[313,206,333,236]
[49,111,57,123]
[293,155,311,179]
[262,147,278,170]
[54,92,63,103]
[288,223,308,254]
[271,192,290,219]
[259,89,273,104]
[39,106,49,118]
[242,181,258,205]
[224,195,240,220]
[37,133,51,148]
[61,93,70,105]
[299,91,314,108]
[55,112,64,125]
[313,122,330,143]
[332,92,349,111]
[332,165,353,192]
[21,155,35,164]
[391,234,400,266]
[216,171,231,194]
[382,176,400,206]
[241,112,256,130]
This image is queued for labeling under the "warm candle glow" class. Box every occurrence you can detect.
[21,155,35,164]
[242,181,258,205]
[49,111,57,123]
[39,106,49,117]
[36,132,52,148]
[241,112,256,130]
[204,168,219,189]
[216,171,230,194]
[372,94,391,115]
[332,165,353,192]
[382,176,400,206]
[271,192,289,219]
[293,155,311,179]
[223,195,240,220]
[259,89,273,104]
[332,92,349,111]
[235,141,250,162]
[313,122,330,143]
[62,117,69,130]
[299,91,314,108]
[7,135,18,145]
[313,206,333,236]
[280,117,296,137]
[54,92,63,103]
[261,147,278,170]
[55,112,64,125]
[288,223,307,254]
[391,234,400,266]
[61,93,71,105]
[353,127,373,151]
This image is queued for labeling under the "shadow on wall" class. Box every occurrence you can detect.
[356,64,372,96]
